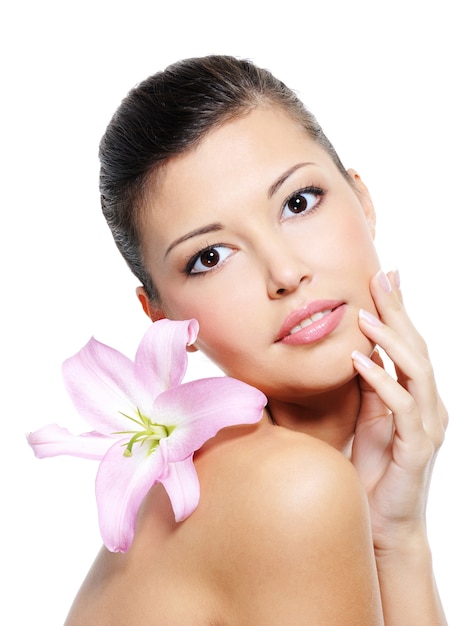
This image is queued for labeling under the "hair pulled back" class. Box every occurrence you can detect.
[99,55,347,301]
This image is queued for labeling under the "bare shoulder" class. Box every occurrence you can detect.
[199,420,370,523]
[65,422,384,625]
[196,423,384,624]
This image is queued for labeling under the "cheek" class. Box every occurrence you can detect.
[316,213,380,315]
[337,212,380,274]
[159,282,244,346]
[159,257,264,320]
[160,280,263,371]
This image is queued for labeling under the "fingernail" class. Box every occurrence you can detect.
[393,268,401,289]
[377,269,392,293]
[359,309,383,326]
[351,350,374,368]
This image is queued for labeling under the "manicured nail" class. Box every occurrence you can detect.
[359,309,383,326]
[393,268,401,289]
[377,269,392,293]
[352,350,375,368]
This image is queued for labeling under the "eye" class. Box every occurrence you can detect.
[282,186,324,219]
[186,245,234,274]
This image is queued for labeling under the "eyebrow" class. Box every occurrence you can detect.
[165,222,224,257]
[268,162,315,198]
[165,162,315,257]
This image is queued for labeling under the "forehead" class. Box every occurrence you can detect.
[149,107,330,197]
[141,107,334,246]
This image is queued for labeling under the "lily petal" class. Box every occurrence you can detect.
[27,424,110,460]
[95,437,165,552]
[158,450,200,522]
[153,377,266,462]
[62,338,153,433]
[134,319,199,393]
[26,318,268,554]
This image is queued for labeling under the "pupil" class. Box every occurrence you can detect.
[201,249,219,267]
[288,194,307,213]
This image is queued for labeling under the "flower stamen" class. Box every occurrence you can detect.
[116,408,172,457]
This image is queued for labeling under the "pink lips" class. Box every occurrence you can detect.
[276,300,346,346]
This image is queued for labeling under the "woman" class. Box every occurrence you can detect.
[65,55,447,625]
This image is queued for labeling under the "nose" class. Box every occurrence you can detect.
[262,238,312,299]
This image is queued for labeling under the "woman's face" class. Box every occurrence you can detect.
[140,107,381,401]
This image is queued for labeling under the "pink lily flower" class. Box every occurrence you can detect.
[27,319,266,553]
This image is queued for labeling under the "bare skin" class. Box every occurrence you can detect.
[66,420,383,625]
[66,107,447,624]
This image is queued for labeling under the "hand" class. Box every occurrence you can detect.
[350,269,448,554]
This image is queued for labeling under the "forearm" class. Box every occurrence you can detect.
[375,530,447,626]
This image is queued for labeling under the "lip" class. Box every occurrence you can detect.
[276,300,346,345]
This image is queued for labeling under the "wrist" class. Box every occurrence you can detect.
[375,527,447,626]
[375,522,430,560]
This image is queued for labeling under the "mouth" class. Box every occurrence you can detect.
[276,300,345,344]
[288,308,334,336]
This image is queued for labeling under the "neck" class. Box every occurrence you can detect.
[266,378,361,455]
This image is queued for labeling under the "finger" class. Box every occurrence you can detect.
[357,351,391,417]
[366,270,436,417]
[356,312,446,444]
[351,350,434,462]
[357,349,384,391]
[370,270,427,357]
[387,268,403,304]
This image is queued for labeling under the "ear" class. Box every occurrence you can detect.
[135,286,199,353]
[136,286,166,322]
[347,169,376,238]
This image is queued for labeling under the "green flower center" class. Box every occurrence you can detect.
[116,408,175,457]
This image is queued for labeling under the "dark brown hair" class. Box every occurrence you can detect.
[99,55,347,301]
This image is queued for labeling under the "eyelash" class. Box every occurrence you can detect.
[281,185,325,219]
[183,184,326,276]
[183,243,233,276]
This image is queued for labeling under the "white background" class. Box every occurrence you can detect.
[2,1,466,623]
